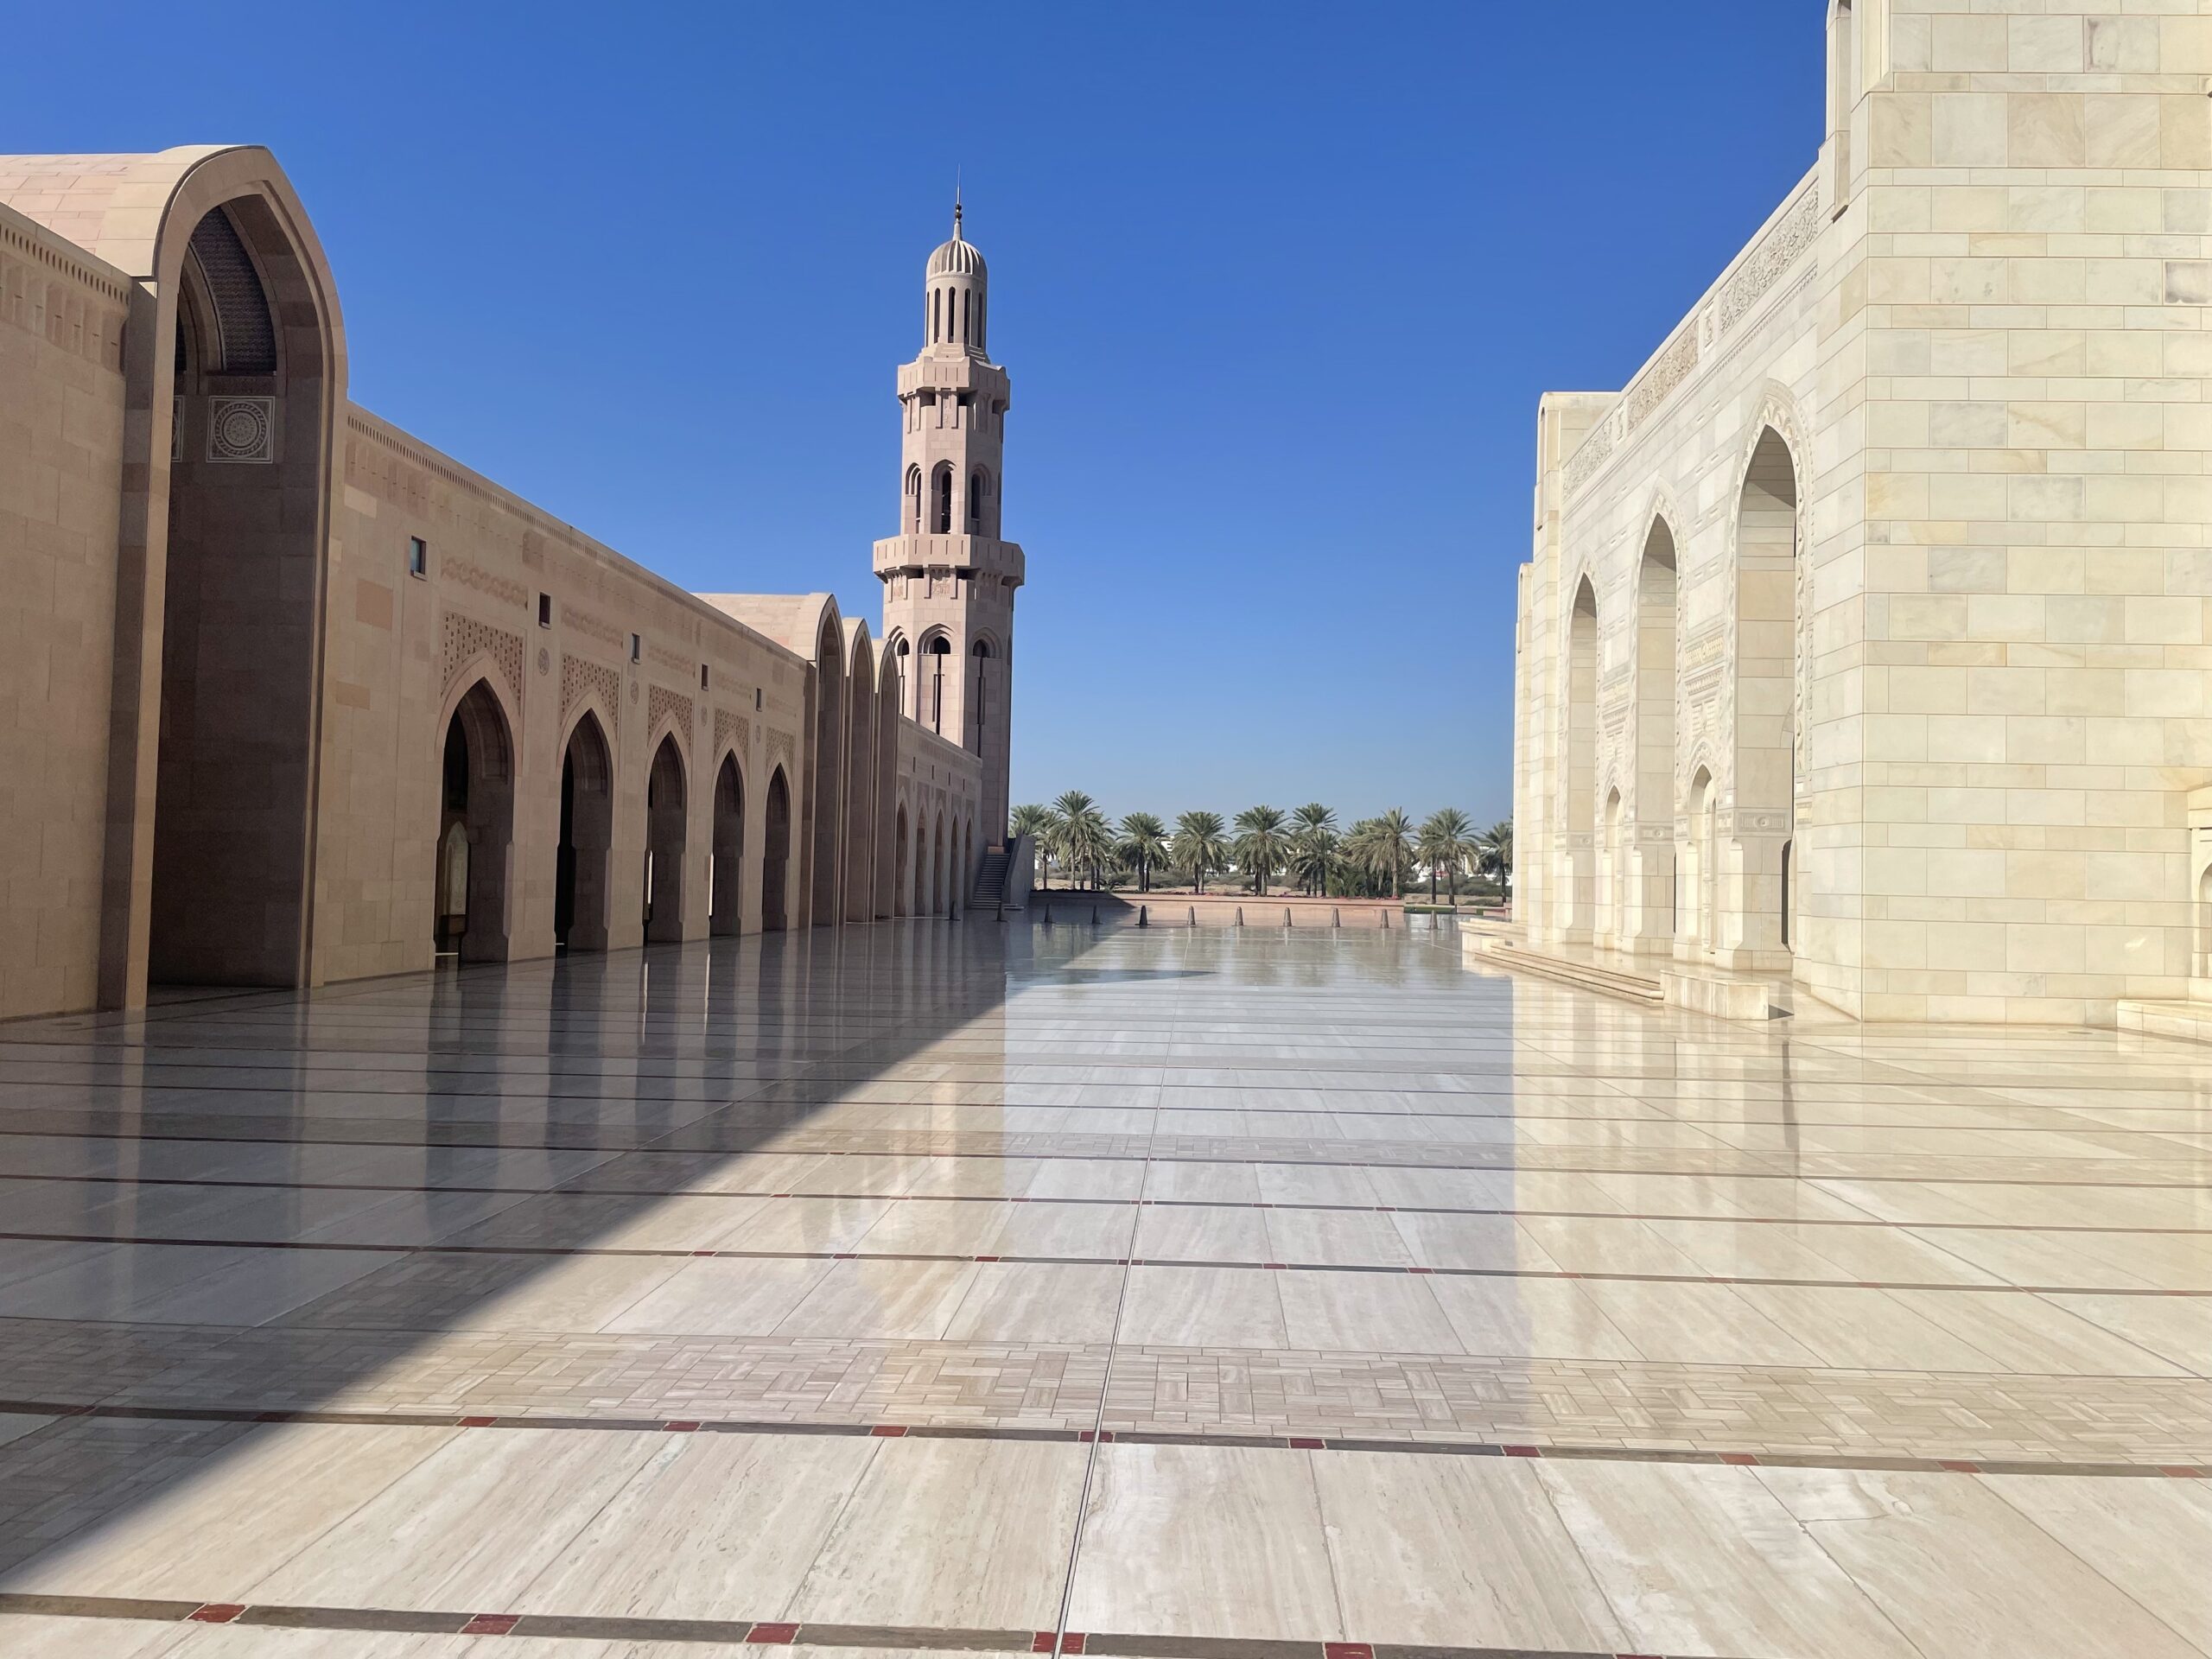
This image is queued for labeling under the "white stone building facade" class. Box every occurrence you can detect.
[1515,1,2212,1024]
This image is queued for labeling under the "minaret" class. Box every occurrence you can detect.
[875,194,1024,847]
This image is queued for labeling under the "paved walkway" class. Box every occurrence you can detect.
[0,921,2208,1657]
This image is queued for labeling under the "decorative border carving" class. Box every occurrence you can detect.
[1560,416,1615,495]
[1719,188,1822,335]
[561,654,621,734]
[1560,180,1821,500]
[563,605,626,650]
[1625,327,1700,429]
[443,558,530,610]
[714,709,753,761]
[646,684,694,743]
[441,613,525,711]
[766,727,797,779]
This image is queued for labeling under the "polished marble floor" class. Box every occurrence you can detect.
[0,919,2209,1657]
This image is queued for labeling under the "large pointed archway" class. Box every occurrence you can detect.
[433,679,515,963]
[711,753,744,938]
[808,613,844,927]
[644,733,687,944]
[146,189,339,987]
[556,712,613,954]
[761,766,793,931]
[1729,425,1802,966]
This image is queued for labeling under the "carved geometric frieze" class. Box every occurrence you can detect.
[561,653,622,733]
[441,611,524,713]
[1561,415,1616,496]
[562,605,626,651]
[766,727,797,779]
[714,708,753,762]
[646,684,694,742]
[1625,325,1700,431]
[1719,187,1821,334]
[207,396,276,463]
[442,557,530,609]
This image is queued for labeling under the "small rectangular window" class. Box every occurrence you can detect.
[754,687,763,710]
[629,633,642,663]
[407,537,428,579]
[537,593,552,628]
[700,664,709,689]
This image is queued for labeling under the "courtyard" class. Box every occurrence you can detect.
[0,921,2203,1656]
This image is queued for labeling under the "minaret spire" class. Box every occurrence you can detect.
[953,174,963,240]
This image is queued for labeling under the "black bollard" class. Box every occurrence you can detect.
[1236,906,1244,927]
[1138,905,1148,927]
[1090,904,1100,926]
[1333,907,1340,928]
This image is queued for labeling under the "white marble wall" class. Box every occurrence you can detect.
[1516,1,2212,1025]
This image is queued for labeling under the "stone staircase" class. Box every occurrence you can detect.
[1478,937,1665,1005]
[970,847,1018,912]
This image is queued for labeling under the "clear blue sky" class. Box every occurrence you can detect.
[3,3,1823,826]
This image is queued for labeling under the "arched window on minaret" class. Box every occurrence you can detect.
[905,464,922,531]
[960,289,970,345]
[895,637,912,720]
[927,635,952,733]
[931,464,953,535]
[931,289,940,343]
[969,469,985,531]
[970,639,992,757]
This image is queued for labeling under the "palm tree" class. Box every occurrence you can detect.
[1118,812,1169,893]
[1288,823,1339,898]
[1052,790,1111,891]
[1173,810,1227,894]
[1349,808,1414,899]
[1288,803,1338,898]
[1012,803,1062,887]
[1477,819,1513,895]
[1417,807,1478,906]
[1233,804,1290,895]
[1009,803,1053,887]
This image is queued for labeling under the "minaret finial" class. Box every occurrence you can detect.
[954,169,963,240]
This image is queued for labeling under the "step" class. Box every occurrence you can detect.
[1478,938,1664,1005]
[2118,1000,2212,1046]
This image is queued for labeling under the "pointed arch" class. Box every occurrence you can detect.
[761,764,793,931]
[1635,513,1680,947]
[645,733,688,944]
[875,644,902,918]
[920,629,954,736]
[710,750,745,938]
[1732,423,1802,961]
[894,804,912,918]
[556,709,614,954]
[931,809,948,916]
[843,625,876,924]
[807,607,845,927]
[930,462,954,535]
[1563,575,1599,938]
[434,677,516,963]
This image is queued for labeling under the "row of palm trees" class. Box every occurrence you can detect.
[1010,793,1512,902]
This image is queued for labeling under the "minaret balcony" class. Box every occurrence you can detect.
[898,359,1010,402]
[873,533,1025,586]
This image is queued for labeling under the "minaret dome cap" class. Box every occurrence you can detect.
[927,194,986,279]
[928,237,986,278]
